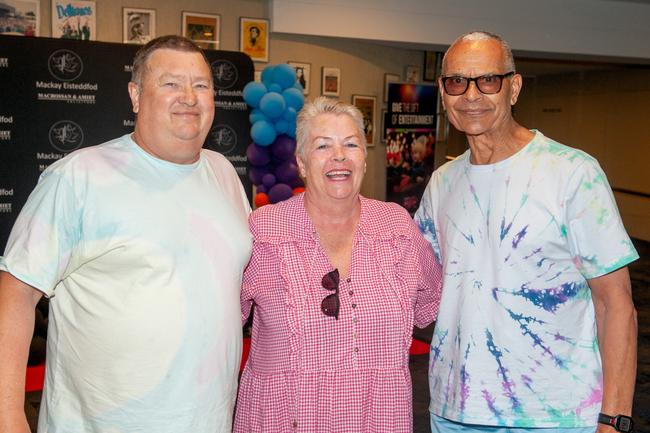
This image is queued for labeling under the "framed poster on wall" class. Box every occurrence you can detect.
[322,67,340,97]
[51,0,95,40]
[239,17,269,62]
[288,61,310,95]
[352,95,376,146]
[182,11,220,50]
[0,0,40,36]
[123,7,156,44]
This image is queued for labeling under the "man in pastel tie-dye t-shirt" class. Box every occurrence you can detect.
[0,36,252,433]
[415,31,638,433]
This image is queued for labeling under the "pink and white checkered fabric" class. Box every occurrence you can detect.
[235,194,442,433]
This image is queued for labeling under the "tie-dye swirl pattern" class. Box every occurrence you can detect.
[415,131,638,427]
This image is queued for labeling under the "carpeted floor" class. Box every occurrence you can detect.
[24,238,650,432]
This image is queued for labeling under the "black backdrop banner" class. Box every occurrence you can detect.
[0,35,253,249]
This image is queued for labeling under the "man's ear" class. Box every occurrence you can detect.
[509,73,523,106]
[127,81,140,114]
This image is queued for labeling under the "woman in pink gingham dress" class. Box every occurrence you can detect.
[234,97,442,433]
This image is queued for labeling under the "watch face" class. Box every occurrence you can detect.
[616,415,633,432]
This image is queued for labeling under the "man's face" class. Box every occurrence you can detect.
[439,39,522,138]
[128,49,214,164]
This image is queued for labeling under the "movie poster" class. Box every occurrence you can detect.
[385,83,437,214]
[51,0,96,40]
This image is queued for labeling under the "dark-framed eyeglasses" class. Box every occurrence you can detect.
[320,268,340,320]
[441,72,515,96]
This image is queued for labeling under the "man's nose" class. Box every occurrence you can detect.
[180,85,198,106]
[463,80,482,101]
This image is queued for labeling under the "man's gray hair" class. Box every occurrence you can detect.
[131,35,211,88]
[296,96,367,159]
[442,31,516,74]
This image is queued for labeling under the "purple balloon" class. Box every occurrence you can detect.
[268,183,294,204]
[247,142,271,167]
[256,184,267,194]
[275,161,299,183]
[262,173,277,189]
[249,166,270,185]
[272,135,296,161]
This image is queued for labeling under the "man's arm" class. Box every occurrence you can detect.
[0,271,43,433]
[589,266,637,432]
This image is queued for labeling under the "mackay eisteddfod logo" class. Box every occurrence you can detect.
[208,125,237,155]
[48,49,83,81]
[211,60,238,90]
[49,120,84,152]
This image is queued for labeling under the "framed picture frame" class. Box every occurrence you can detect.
[0,0,40,36]
[322,67,341,97]
[181,11,220,50]
[405,65,420,83]
[352,95,376,146]
[380,109,388,143]
[423,51,437,82]
[239,17,269,62]
[51,0,95,40]
[287,61,310,95]
[383,73,400,102]
[123,7,156,44]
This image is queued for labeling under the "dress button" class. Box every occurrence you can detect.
[354,347,359,352]
[353,318,358,323]
[349,290,354,296]
[351,303,357,308]
[292,420,298,428]
[346,278,351,283]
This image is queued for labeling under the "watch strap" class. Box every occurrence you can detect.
[598,412,634,433]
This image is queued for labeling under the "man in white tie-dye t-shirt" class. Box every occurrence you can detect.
[416,31,638,433]
[0,36,252,433]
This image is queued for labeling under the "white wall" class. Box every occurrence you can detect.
[271,0,650,61]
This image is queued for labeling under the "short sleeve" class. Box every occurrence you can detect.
[414,181,441,263]
[0,163,82,296]
[411,219,443,328]
[564,158,638,279]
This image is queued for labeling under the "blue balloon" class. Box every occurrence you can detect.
[268,83,282,94]
[261,66,275,87]
[286,120,297,138]
[272,64,297,89]
[251,120,277,146]
[259,92,286,119]
[283,107,297,122]
[249,108,269,124]
[274,119,290,134]
[242,82,267,108]
[283,88,304,111]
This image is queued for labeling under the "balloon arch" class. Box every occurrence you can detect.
[243,64,306,207]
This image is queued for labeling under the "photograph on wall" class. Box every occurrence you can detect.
[239,17,269,62]
[288,61,310,95]
[51,1,95,40]
[386,83,437,214]
[322,67,340,97]
[352,95,376,146]
[405,65,420,83]
[0,0,39,36]
[123,7,155,44]
[182,11,219,50]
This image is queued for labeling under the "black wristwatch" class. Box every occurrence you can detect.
[598,412,634,432]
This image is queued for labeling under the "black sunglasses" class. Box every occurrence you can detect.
[321,268,340,319]
[441,71,515,96]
